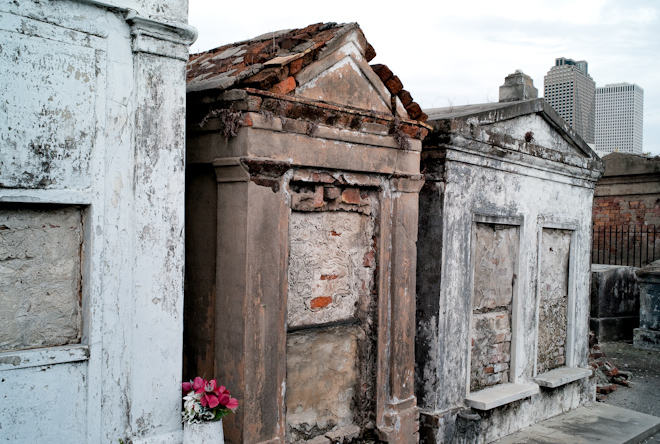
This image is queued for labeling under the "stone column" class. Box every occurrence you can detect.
[377,177,424,444]
[125,13,197,444]
[213,158,291,444]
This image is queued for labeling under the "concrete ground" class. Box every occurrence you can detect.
[600,341,660,443]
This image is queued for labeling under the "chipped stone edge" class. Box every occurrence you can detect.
[465,383,539,410]
[534,367,592,388]
[0,344,89,372]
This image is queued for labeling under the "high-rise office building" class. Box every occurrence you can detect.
[595,83,644,155]
[543,57,596,144]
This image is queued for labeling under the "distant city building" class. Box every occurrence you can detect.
[595,83,644,155]
[544,57,596,144]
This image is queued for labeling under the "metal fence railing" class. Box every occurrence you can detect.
[592,224,658,268]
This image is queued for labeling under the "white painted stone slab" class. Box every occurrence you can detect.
[534,367,592,388]
[466,382,539,410]
[492,403,660,444]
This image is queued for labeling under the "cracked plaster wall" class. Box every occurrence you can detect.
[537,228,571,374]
[417,121,598,443]
[0,1,193,443]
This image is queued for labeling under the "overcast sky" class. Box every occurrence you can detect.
[189,0,660,155]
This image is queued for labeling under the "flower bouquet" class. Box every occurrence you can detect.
[181,377,238,444]
[182,377,239,424]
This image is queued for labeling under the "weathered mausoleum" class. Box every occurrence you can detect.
[185,23,429,444]
[416,71,603,443]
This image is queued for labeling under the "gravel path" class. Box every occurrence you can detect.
[599,341,660,444]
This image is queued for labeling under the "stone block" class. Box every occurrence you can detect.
[0,205,82,353]
[286,327,359,441]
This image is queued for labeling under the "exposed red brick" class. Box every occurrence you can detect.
[324,186,341,201]
[385,76,403,95]
[311,172,335,183]
[370,64,393,83]
[244,68,282,89]
[314,185,324,208]
[418,127,429,140]
[310,296,333,309]
[405,102,423,120]
[241,114,254,127]
[320,274,338,281]
[418,112,429,123]
[365,43,376,62]
[399,90,414,107]
[341,188,361,204]
[288,58,304,76]
[363,251,375,267]
[484,367,494,374]
[329,230,341,236]
[398,124,419,139]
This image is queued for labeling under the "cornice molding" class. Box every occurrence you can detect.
[72,0,197,60]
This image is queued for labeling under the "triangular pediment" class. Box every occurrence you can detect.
[483,112,588,161]
[295,55,391,114]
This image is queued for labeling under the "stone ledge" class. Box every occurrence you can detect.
[0,344,89,371]
[466,383,539,410]
[534,367,592,388]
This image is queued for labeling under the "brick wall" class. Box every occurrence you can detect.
[593,195,660,229]
[470,223,518,392]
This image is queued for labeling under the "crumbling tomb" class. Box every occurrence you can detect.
[416,72,603,443]
[184,23,428,444]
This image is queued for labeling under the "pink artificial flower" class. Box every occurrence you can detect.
[193,377,206,393]
[226,397,239,410]
[204,379,217,393]
[182,381,192,393]
[218,393,230,406]
[201,393,220,408]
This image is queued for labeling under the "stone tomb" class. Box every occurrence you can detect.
[416,72,603,443]
[184,23,428,444]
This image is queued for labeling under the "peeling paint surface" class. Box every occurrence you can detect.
[0,362,87,443]
[417,108,601,442]
[0,25,97,189]
[0,205,82,352]
[0,1,194,443]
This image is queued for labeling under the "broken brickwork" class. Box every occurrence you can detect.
[470,223,517,391]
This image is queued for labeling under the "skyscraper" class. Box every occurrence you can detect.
[543,57,596,144]
[595,83,644,155]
